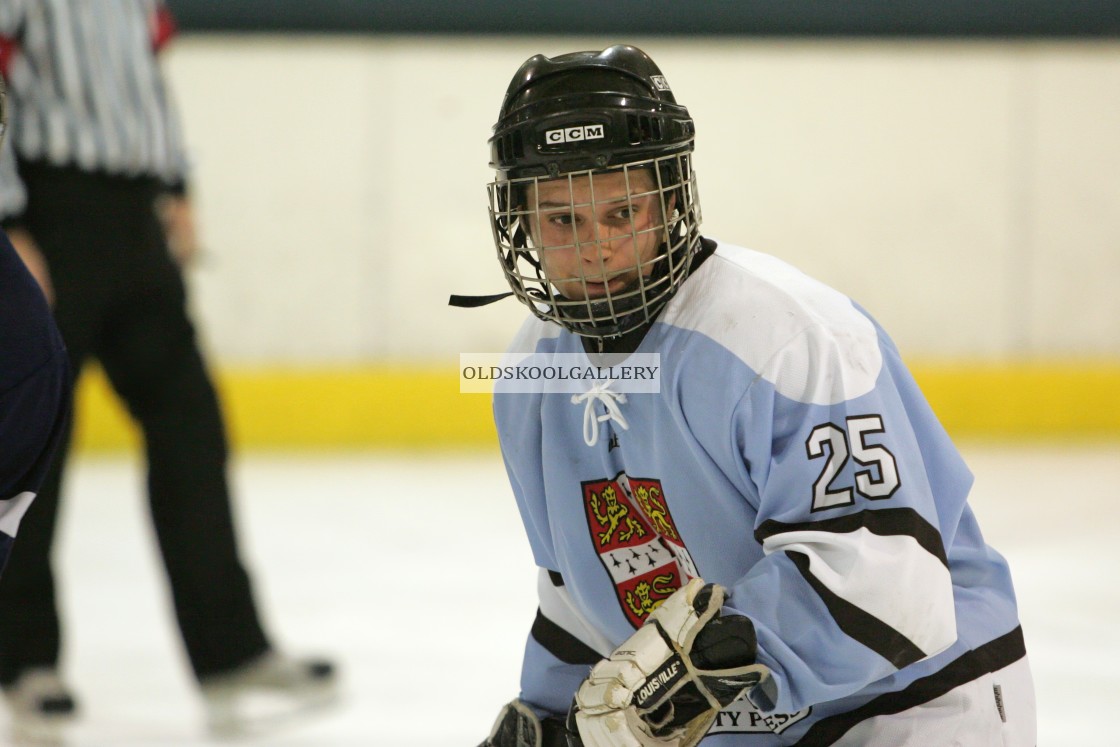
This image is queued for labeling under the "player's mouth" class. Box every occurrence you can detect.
[580,274,633,297]
[581,281,610,297]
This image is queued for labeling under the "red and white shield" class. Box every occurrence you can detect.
[581,473,698,628]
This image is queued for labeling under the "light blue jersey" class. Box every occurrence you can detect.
[493,240,1031,745]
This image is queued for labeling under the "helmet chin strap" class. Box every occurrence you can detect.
[445,284,651,342]
[555,278,653,340]
[449,241,678,342]
[447,291,514,308]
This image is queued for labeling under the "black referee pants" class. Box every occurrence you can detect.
[0,164,271,685]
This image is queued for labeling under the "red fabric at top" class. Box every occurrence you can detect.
[150,3,178,53]
[0,35,19,79]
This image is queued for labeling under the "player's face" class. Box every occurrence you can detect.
[527,169,670,301]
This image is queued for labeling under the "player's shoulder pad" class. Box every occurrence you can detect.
[660,241,882,405]
[505,313,562,356]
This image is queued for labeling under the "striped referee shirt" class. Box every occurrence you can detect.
[0,0,187,222]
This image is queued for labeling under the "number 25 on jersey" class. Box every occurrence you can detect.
[806,415,900,511]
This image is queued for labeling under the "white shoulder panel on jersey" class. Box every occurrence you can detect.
[660,242,882,405]
[505,313,561,357]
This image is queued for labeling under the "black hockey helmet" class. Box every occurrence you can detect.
[486,45,703,340]
[489,45,696,180]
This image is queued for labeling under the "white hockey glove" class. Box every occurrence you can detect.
[479,699,576,747]
[570,579,769,747]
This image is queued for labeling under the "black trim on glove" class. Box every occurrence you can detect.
[543,715,580,747]
[480,699,580,747]
[693,614,758,669]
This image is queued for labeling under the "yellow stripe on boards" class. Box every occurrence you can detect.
[71,365,497,452]
[907,361,1120,439]
[72,361,1120,452]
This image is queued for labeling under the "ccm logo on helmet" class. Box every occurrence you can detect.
[545,124,605,144]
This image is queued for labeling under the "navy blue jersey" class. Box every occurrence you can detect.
[493,241,1030,744]
[0,230,69,573]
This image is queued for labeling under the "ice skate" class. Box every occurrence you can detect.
[200,652,338,737]
[1,668,76,745]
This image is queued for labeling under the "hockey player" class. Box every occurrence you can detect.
[0,78,70,580]
[470,45,1037,746]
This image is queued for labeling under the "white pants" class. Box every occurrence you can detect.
[833,656,1036,747]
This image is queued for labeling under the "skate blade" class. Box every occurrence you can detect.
[207,685,341,739]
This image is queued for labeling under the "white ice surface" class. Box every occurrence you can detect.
[0,442,1116,745]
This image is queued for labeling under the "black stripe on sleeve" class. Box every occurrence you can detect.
[795,626,1027,746]
[530,609,602,666]
[786,551,927,669]
[756,507,948,567]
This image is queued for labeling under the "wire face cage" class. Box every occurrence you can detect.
[488,153,701,339]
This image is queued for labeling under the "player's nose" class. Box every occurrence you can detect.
[590,221,628,259]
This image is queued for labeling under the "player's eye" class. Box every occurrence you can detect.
[546,212,577,227]
[609,205,637,222]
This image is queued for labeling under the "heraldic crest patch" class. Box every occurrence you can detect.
[581,472,699,628]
